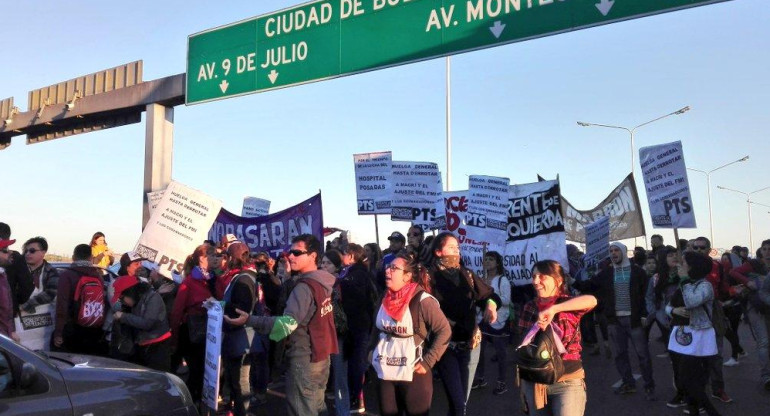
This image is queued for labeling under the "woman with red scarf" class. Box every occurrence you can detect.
[517,260,597,416]
[372,253,451,416]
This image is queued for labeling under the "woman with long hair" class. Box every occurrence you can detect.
[667,251,723,416]
[518,260,597,416]
[169,244,214,403]
[90,231,114,268]
[340,243,378,414]
[373,253,450,416]
[645,246,680,347]
[424,232,501,416]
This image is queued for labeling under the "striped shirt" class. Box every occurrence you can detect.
[614,266,632,315]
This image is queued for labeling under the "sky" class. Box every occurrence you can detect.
[1,0,769,257]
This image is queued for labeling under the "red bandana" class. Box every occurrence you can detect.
[382,282,419,322]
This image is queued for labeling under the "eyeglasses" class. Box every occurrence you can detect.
[25,248,43,254]
[0,249,8,254]
[407,233,421,237]
[288,249,309,257]
[692,245,708,251]
[385,264,404,272]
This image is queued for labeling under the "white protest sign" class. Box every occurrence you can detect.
[354,151,392,215]
[202,300,223,411]
[391,161,443,230]
[241,197,271,218]
[134,181,222,277]
[584,216,610,268]
[147,189,166,217]
[14,304,55,351]
[639,141,696,228]
[466,175,510,249]
[504,180,567,286]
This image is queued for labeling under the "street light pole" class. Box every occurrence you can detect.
[577,106,691,247]
[717,185,770,252]
[687,155,749,246]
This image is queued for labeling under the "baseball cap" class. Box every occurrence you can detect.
[227,242,250,259]
[111,275,139,305]
[387,231,406,242]
[225,234,239,244]
[0,239,15,250]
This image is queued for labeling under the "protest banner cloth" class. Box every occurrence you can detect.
[146,189,166,217]
[584,216,610,268]
[208,193,324,257]
[14,304,55,351]
[354,151,392,215]
[202,299,224,411]
[505,180,568,286]
[543,173,646,243]
[639,141,696,228]
[242,197,271,218]
[461,176,510,275]
[135,181,222,277]
[390,161,443,230]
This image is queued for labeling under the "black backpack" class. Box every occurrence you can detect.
[514,324,565,385]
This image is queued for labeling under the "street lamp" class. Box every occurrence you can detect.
[716,185,770,252]
[577,106,690,175]
[687,155,749,246]
[577,106,690,247]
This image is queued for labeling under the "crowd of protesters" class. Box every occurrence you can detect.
[1,219,770,416]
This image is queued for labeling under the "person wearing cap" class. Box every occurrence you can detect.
[587,241,654,399]
[0,222,33,317]
[112,275,172,372]
[381,231,406,271]
[221,234,239,250]
[0,239,20,341]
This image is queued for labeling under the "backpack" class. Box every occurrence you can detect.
[73,275,106,328]
[697,280,727,337]
[514,322,566,385]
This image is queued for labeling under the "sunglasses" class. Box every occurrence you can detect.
[288,249,308,257]
[25,248,43,254]
[692,245,708,250]
[407,233,422,237]
[0,249,8,254]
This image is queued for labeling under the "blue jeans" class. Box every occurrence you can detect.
[437,345,480,416]
[609,316,654,389]
[286,355,330,416]
[746,307,770,383]
[330,337,350,416]
[475,334,507,383]
[521,378,587,416]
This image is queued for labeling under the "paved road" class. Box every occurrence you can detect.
[235,322,769,416]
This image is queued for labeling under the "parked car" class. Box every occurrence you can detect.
[0,333,198,415]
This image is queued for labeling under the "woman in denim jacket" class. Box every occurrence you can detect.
[666,251,722,416]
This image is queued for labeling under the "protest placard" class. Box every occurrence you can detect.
[147,189,166,217]
[505,180,567,286]
[208,193,323,258]
[639,141,696,228]
[202,300,223,411]
[391,161,443,230]
[242,197,271,218]
[135,181,222,277]
[354,151,392,214]
[584,216,610,268]
[14,304,54,351]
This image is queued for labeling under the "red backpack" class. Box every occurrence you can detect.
[73,275,106,328]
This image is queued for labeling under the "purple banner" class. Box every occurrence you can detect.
[207,193,323,257]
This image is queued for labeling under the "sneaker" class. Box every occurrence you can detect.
[493,381,508,395]
[614,383,636,395]
[666,393,686,408]
[683,408,705,415]
[349,398,365,414]
[711,390,733,403]
[723,357,739,367]
[472,378,488,389]
[644,387,656,401]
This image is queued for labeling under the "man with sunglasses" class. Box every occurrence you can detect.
[19,237,59,314]
[225,234,338,416]
[691,237,734,403]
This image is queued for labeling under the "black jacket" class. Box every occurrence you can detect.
[7,251,33,316]
[583,263,647,328]
[340,263,378,333]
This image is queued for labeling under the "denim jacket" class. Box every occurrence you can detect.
[681,279,714,330]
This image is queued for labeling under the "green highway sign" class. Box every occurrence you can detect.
[186,0,731,105]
